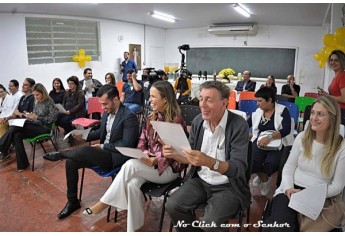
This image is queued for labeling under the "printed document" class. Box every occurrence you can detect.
[288,184,327,220]
[116,147,146,159]
[8,118,26,127]
[150,120,191,155]
[55,104,66,113]
[63,128,92,141]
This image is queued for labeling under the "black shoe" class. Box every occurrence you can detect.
[57,201,81,220]
[43,152,64,162]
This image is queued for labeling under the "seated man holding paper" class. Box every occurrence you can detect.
[263,96,345,232]
[164,81,251,232]
[83,81,187,232]
[55,76,85,141]
[43,84,139,220]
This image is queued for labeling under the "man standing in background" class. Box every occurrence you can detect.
[121,51,138,82]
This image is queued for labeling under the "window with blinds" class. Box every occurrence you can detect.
[25,17,100,65]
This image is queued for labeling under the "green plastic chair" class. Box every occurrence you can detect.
[294,96,316,130]
[294,96,316,113]
[24,123,58,171]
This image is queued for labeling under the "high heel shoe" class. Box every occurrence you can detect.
[83,208,97,216]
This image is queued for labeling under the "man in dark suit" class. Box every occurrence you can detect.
[235,70,256,92]
[43,84,139,220]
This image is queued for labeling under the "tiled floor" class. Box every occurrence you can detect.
[0,131,276,232]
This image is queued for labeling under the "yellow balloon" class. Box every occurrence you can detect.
[318,60,325,68]
[85,55,92,61]
[335,27,345,42]
[321,46,327,54]
[313,53,321,60]
[78,49,85,56]
[323,34,336,47]
[79,61,86,67]
[72,55,79,62]
[324,47,335,58]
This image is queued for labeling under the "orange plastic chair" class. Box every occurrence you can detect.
[230,90,236,99]
[238,91,256,101]
[116,81,125,95]
[72,97,103,128]
[227,97,236,110]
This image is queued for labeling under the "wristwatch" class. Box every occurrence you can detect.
[212,160,220,171]
[268,134,273,141]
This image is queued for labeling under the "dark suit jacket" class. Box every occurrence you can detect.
[79,78,103,97]
[86,103,139,166]
[235,80,256,92]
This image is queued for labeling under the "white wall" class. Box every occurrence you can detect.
[0,13,166,90]
[165,25,326,95]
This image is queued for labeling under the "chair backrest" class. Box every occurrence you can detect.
[304,92,320,98]
[229,109,247,120]
[238,99,258,117]
[91,165,121,177]
[302,105,312,127]
[276,101,299,125]
[276,94,290,102]
[227,97,236,110]
[295,96,316,113]
[116,81,125,95]
[239,91,256,101]
[87,97,104,115]
[230,90,236,99]
[180,105,201,126]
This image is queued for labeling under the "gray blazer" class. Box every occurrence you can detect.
[187,110,251,210]
[86,103,139,166]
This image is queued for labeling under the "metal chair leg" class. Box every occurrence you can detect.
[32,141,37,172]
[79,168,85,201]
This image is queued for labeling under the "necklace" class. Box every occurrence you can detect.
[261,113,270,125]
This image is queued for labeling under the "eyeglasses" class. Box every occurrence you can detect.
[68,82,76,85]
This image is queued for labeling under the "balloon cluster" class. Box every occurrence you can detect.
[72,49,92,67]
[314,27,345,68]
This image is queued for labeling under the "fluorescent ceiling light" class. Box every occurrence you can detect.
[233,3,251,18]
[148,11,175,23]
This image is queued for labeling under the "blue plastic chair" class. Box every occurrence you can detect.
[79,165,121,222]
[238,99,258,117]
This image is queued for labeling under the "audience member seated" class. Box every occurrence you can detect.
[260,75,277,95]
[8,79,24,108]
[263,96,345,232]
[43,84,139,220]
[49,78,66,104]
[164,81,251,232]
[248,87,294,196]
[281,75,300,102]
[83,81,187,232]
[56,76,85,139]
[0,83,58,172]
[235,70,256,92]
[0,78,35,162]
[121,69,144,113]
[104,72,116,85]
[174,69,192,104]
[0,85,15,138]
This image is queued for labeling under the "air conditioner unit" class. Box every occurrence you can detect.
[208,24,258,35]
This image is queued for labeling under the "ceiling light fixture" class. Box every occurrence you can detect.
[233,3,251,18]
[148,11,175,23]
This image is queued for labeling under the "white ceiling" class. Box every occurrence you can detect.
[0,3,330,29]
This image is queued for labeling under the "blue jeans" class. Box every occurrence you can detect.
[123,103,143,113]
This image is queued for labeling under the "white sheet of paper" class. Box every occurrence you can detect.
[84,79,95,92]
[55,103,66,113]
[63,128,92,140]
[116,147,146,159]
[288,184,327,220]
[8,118,26,127]
[150,120,190,155]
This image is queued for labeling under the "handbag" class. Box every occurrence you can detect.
[298,193,345,232]
[257,130,282,151]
